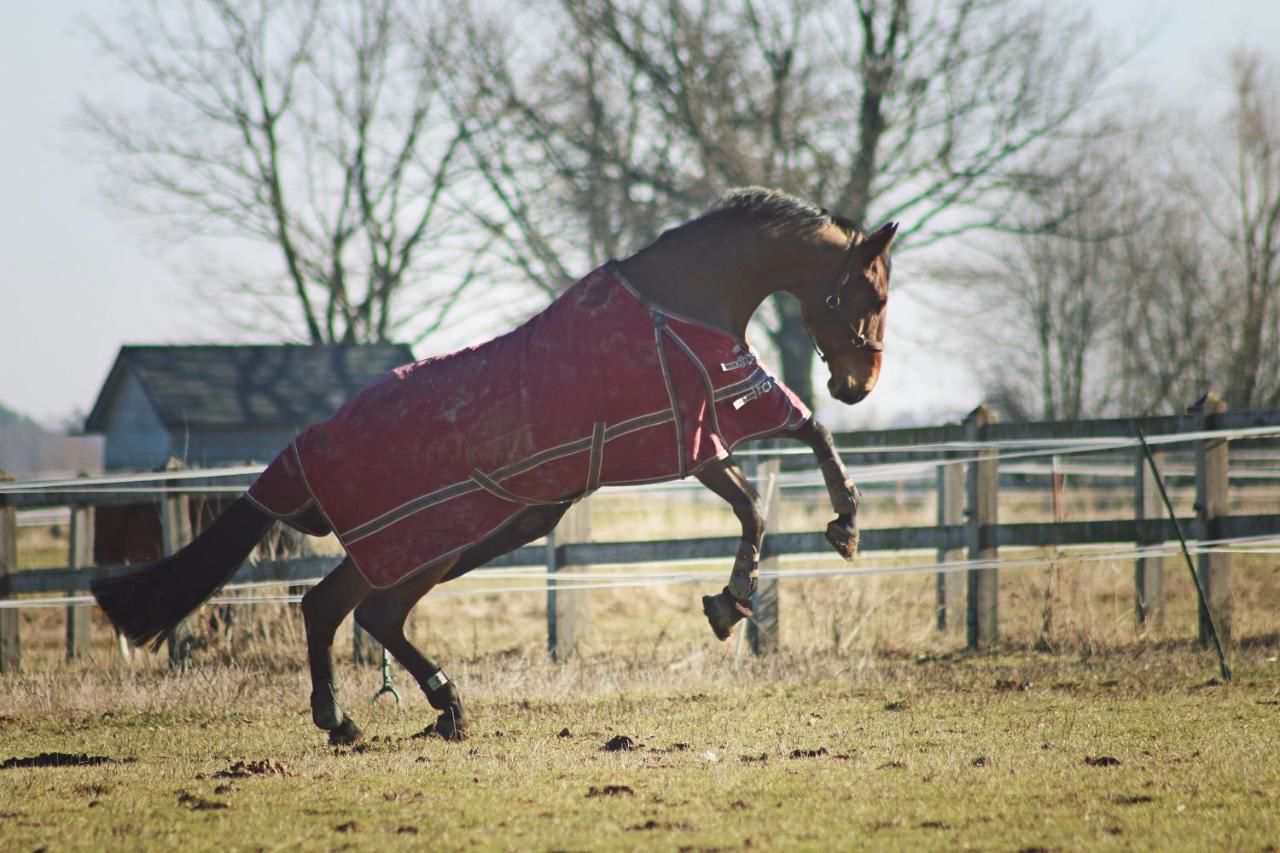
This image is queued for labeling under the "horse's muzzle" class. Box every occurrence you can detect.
[828,379,869,405]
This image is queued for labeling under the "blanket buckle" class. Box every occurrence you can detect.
[732,378,773,410]
[719,353,756,372]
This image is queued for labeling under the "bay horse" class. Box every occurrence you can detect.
[93,187,896,744]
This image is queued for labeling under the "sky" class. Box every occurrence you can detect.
[2,1,1279,432]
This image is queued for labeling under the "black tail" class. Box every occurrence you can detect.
[91,497,275,652]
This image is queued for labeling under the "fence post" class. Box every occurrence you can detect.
[1134,447,1164,628]
[749,458,781,655]
[66,504,94,660]
[547,497,593,662]
[935,457,965,634]
[1195,394,1231,645]
[160,489,194,669]
[964,405,999,648]
[0,473,19,673]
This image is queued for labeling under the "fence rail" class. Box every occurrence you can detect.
[3,400,1280,672]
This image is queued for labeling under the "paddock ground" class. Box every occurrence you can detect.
[2,560,1279,852]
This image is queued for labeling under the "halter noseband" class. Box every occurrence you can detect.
[809,235,886,364]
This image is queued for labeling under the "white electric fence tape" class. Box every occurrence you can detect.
[3,533,1277,610]
[2,425,1278,610]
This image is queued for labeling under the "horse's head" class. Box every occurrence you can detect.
[801,222,897,405]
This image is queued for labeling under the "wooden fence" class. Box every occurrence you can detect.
[2,398,1279,672]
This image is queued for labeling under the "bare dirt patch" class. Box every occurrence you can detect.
[1,753,124,769]
[603,735,637,751]
[176,790,228,811]
[587,784,635,797]
[211,758,289,778]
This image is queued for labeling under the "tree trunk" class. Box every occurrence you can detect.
[771,294,816,409]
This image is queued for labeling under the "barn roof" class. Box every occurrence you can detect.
[84,344,414,432]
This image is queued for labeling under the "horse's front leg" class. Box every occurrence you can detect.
[780,417,860,560]
[300,557,373,745]
[694,456,764,641]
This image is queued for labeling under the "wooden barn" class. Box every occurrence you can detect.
[85,344,413,471]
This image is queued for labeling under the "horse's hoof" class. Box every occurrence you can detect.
[825,519,859,561]
[435,709,468,742]
[327,716,364,746]
[702,590,748,641]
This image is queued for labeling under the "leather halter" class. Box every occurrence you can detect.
[809,233,886,363]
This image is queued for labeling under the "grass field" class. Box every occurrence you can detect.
[2,639,1278,851]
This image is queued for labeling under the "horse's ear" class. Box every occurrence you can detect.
[858,222,898,267]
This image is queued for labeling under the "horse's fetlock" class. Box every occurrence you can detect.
[311,690,343,731]
[423,669,461,713]
[728,541,759,600]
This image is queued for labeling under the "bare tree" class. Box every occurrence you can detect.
[454,0,1121,404]
[1199,50,1280,409]
[947,144,1140,420]
[1106,192,1219,415]
[82,0,478,345]
[1109,49,1280,415]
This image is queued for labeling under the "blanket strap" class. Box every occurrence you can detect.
[469,469,571,507]
[584,421,607,495]
[652,312,687,477]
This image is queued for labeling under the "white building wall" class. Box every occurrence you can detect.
[101,373,171,471]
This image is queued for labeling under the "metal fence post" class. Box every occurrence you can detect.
[0,474,19,673]
[935,456,965,634]
[749,457,781,655]
[964,405,999,648]
[1134,447,1164,628]
[1195,394,1231,645]
[160,490,194,669]
[66,504,94,660]
[547,497,592,662]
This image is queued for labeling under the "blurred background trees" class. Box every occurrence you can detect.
[960,47,1280,418]
[83,0,1280,418]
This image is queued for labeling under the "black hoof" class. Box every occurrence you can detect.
[825,518,859,561]
[327,716,364,746]
[435,709,468,742]
[702,589,749,641]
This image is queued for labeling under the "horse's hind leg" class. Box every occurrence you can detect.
[355,504,570,740]
[354,556,466,739]
[301,557,373,745]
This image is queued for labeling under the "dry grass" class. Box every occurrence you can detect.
[2,637,1279,851]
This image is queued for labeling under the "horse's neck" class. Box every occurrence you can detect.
[617,224,786,340]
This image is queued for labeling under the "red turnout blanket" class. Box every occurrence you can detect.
[247,263,809,588]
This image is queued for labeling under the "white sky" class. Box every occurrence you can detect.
[2,1,1279,431]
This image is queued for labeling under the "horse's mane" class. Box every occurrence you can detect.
[704,187,861,239]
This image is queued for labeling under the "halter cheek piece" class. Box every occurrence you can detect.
[809,241,886,363]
